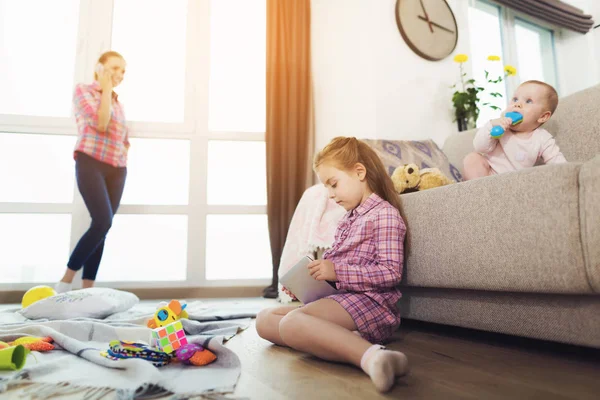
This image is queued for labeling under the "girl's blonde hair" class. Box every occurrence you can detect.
[93,50,124,80]
[313,137,403,213]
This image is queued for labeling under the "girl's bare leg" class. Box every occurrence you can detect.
[277,299,409,392]
[255,305,299,346]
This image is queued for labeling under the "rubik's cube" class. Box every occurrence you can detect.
[150,320,188,354]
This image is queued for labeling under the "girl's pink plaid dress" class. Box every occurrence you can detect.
[324,193,406,344]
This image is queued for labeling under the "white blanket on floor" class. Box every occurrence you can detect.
[0,301,258,398]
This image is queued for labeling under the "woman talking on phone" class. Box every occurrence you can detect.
[55,51,130,293]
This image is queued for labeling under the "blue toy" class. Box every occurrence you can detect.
[490,111,523,138]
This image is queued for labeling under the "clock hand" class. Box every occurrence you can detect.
[418,15,455,33]
[419,0,434,33]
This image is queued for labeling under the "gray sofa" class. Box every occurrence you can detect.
[398,84,600,348]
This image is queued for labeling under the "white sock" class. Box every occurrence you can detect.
[360,344,409,392]
[54,281,72,294]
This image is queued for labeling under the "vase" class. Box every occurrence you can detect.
[457,117,469,132]
[457,116,476,132]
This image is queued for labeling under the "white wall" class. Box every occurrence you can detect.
[312,0,598,152]
[312,0,470,151]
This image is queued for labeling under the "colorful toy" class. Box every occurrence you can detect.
[8,336,54,352]
[150,320,188,354]
[102,340,171,367]
[175,343,217,366]
[490,111,523,138]
[101,340,217,368]
[147,300,189,329]
[0,337,53,371]
[22,285,57,308]
[0,344,28,371]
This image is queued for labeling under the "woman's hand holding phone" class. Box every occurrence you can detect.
[97,64,113,92]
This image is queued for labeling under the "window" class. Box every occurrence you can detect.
[111,0,188,123]
[205,215,272,280]
[121,138,190,206]
[467,1,506,127]
[514,19,557,88]
[98,215,188,282]
[0,214,72,283]
[205,0,269,283]
[208,0,266,132]
[207,141,267,205]
[0,0,269,290]
[0,133,76,203]
[0,0,80,117]
[468,0,558,126]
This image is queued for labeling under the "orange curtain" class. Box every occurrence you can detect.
[264,0,314,298]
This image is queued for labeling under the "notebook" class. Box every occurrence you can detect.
[280,255,339,304]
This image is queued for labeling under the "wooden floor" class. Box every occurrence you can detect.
[227,300,600,400]
[2,298,599,399]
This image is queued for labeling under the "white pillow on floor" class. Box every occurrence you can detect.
[18,287,139,320]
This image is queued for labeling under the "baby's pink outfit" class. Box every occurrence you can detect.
[474,121,567,174]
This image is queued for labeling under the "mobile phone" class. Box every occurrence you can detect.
[95,63,104,75]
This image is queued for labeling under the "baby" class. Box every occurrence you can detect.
[463,80,567,180]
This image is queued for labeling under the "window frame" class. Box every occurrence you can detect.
[469,0,560,101]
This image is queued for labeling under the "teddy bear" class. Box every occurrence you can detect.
[391,163,454,194]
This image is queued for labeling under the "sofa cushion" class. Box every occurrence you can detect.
[400,162,593,294]
[362,139,464,183]
[579,155,600,292]
[441,129,476,175]
[544,84,600,163]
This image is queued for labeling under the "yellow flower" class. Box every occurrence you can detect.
[454,54,468,63]
[487,55,501,61]
[504,65,517,76]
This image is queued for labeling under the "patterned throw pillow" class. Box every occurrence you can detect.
[361,139,463,183]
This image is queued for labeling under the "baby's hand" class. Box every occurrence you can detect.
[281,286,297,300]
[491,116,513,132]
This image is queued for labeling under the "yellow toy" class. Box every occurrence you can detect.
[22,285,57,308]
[147,300,189,329]
[391,163,454,194]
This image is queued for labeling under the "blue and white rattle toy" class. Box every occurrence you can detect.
[490,111,523,138]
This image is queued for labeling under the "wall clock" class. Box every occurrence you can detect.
[395,0,458,61]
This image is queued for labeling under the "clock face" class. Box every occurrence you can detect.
[395,0,458,61]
